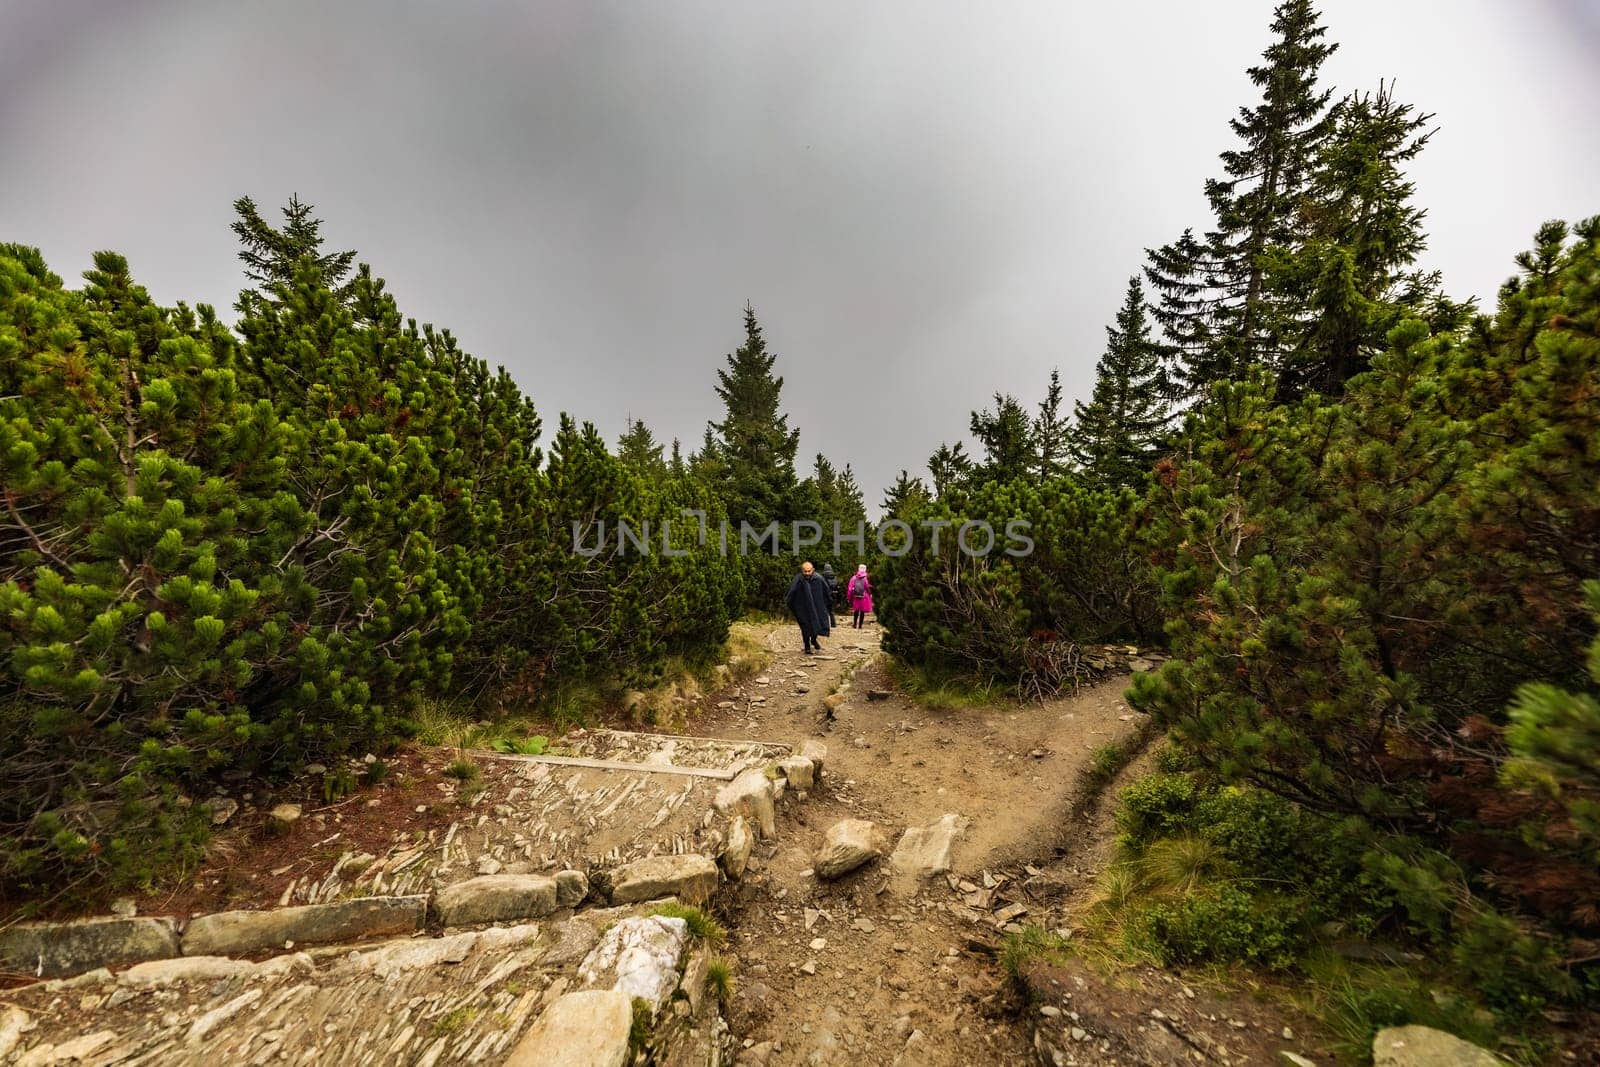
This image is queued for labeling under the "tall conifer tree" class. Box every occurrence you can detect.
[1068,278,1172,487]
[704,304,801,527]
[1144,0,1337,394]
[1033,369,1071,477]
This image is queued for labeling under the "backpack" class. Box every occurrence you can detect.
[851,577,868,600]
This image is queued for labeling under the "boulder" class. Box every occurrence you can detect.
[777,756,815,790]
[503,988,634,1067]
[0,916,180,979]
[719,816,754,880]
[578,915,690,1014]
[182,895,426,956]
[609,853,719,905]
[799,739,827,778]
[1372,1026,1506,1067]
[714,768,776,838]
[555,869,589,908]
[889,813,968,882]
[433,875,559,927]
[814,819,887,880]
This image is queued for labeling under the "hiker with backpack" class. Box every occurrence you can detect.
[846,564,873,628]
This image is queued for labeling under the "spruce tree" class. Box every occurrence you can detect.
[1068,277,1172,487]
[927,441,972,498]
[835,464,867,521]
[704,304,801,527]
[669,438,686,477]
[969,393,1035,482]
[1033,369,1071,477]
[1144,0,1337,394]
[881,470,931,519]
[232,194,356,305]
[617,416,667,475]
[1274,82,1465,398]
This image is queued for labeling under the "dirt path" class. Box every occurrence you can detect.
[678,617,1146,1066]
[667,617,1343,1067]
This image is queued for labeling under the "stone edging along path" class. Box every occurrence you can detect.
[1,741,827,984]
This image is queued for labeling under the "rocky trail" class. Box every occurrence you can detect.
[1,618,1338,1066]
[690,619,1331,1067]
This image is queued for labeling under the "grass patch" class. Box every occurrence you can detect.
[883,658,1010,709]
[443,758,480,781]
[432,1005,478,1035]
[361,759,390,786]
[705,956,736,1005]
[650,902,726,944]
[1000,925,1076,985]
[628,997,653,1057]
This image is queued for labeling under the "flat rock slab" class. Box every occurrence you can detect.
[1373,1025,1506,1066]
[433,874,559,927]
[0,915,179,979]
[815,818,887,880]
[889,813,969,884]
[504,988,634,1067]
[182,895,426,956]
[610,853,720,905]
[579,915,690,1014]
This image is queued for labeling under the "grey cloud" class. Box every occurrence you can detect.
[3,0,1596,504]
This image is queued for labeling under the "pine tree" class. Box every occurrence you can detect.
[1144,0,1337,394]
[1068,277,1172,487]
[1274,82,1466,398]
[1033,369,1071,477]
[704,304,802,527]
[669,437,685,477]
[927,441,972,498]
[969,393,1035,482]
[232,194,356,305]
[617,416,667,475]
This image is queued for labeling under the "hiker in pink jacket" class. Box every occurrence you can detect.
[846,564,873,629]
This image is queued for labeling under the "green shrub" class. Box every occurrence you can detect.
[1114,773,1200,849]
[1125,883,1306,970]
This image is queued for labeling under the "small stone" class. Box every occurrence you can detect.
[476,857,504,877]
[1039,1005,1061,1018]
[814,819,887,880]
[208,797,239,826]
[555,870,589,908]
[803,908,821,930]
[1070,1027,1088,1042]
[809,938,826,951]
[304,763,327,775]
[993,901,1028,923]
[108,898,136,919]
[1282,1026,1295,1040]
[800,961,816,975]
[852,918,875,933]
[268,803,302,832]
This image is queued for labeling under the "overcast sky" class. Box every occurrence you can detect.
[3,1,1597,506]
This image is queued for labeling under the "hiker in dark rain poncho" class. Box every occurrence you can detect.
[785,561,830,654]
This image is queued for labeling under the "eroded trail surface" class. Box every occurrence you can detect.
[682,618,1144,1066]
